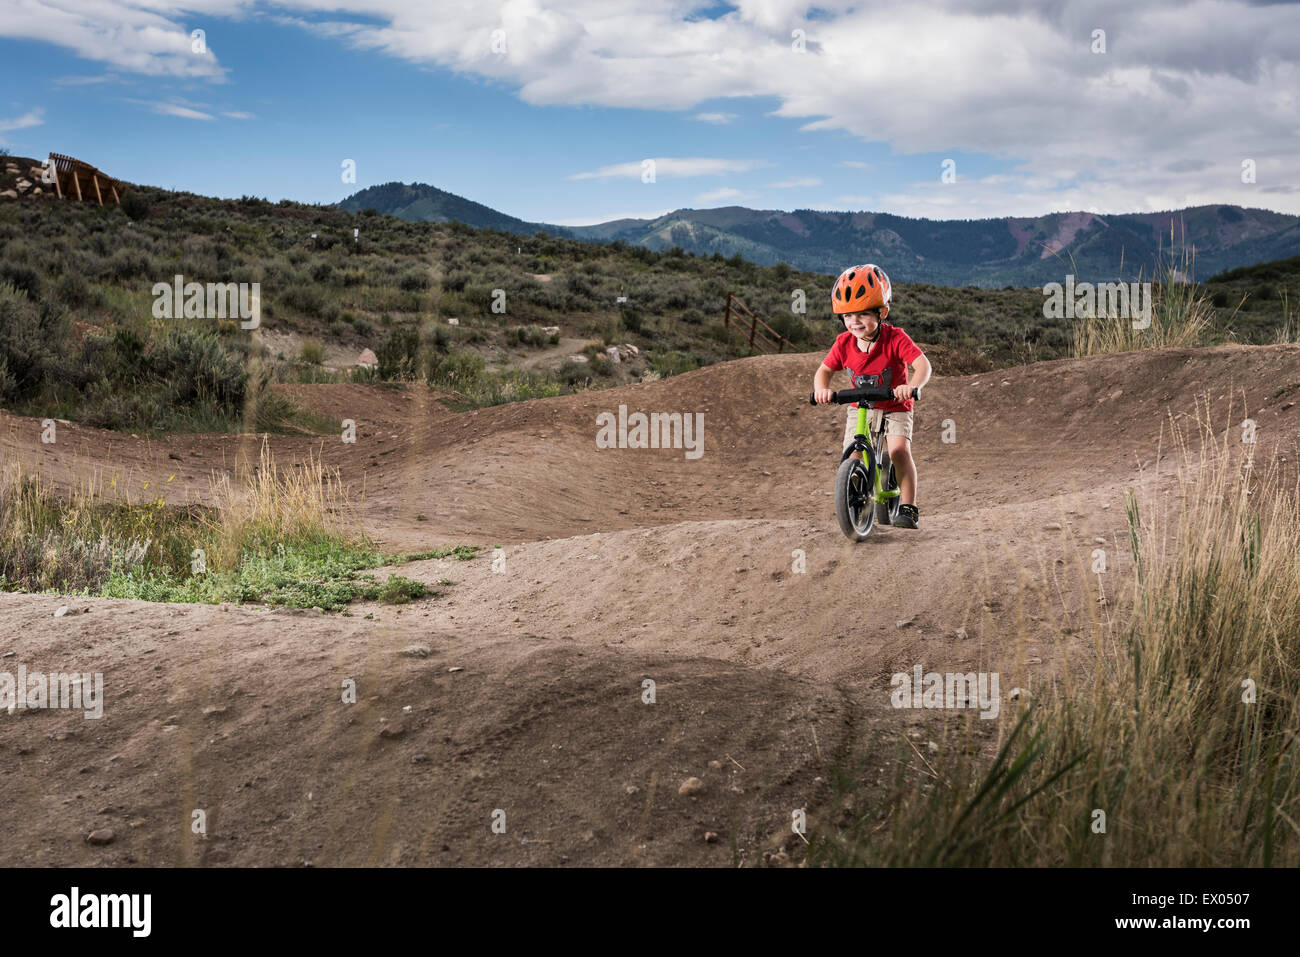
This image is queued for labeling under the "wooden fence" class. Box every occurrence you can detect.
[722,293,789,354]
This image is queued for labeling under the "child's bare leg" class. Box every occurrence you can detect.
[844,409,863,461]
[887,435,917,505]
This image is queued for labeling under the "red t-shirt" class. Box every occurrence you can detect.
[822,323,922,413]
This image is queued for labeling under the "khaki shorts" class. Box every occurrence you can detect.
[843,407,913,450]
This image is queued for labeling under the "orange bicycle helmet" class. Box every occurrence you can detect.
[831,263,891,318]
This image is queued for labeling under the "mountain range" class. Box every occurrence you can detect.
[339,182,1300,287]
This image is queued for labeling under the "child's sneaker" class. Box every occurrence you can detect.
[895,504,920,529]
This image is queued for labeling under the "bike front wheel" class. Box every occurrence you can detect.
[834,454,876,542]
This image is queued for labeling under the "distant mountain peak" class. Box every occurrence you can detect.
[338,181,564,236]
[335,183,1300,287]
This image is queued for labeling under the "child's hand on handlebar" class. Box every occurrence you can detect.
[813,387,835,404]
[893,384,916,401]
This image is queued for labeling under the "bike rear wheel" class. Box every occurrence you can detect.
[834,453,876,541]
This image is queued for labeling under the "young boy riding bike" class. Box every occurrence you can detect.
[812,263,932,529]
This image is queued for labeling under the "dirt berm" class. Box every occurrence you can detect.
[2,343,1297,865]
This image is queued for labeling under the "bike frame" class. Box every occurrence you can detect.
[840,404,900,507]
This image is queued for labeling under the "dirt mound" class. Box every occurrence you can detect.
[4,343,1299,865]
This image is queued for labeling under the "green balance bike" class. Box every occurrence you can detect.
[808,384,922,542]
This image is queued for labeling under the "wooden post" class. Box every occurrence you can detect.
[50,155,63,199]
[723,293,732,331]
[72,169,83,201]
[92,173,103,205]
[110,184,120,204]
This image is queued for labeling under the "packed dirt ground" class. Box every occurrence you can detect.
[3,343,1299,866]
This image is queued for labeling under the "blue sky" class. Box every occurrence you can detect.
[2,2,1296,225]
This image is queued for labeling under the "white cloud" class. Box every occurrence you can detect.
[127,99,216,120]
[767,176,822,188]
[0,108,45,133]
[837,161,872,170]
[0,1,228,78]
[569,157,767,180]
[696,187,758,204]
[52,74,121,86]
[4,1,1298,213]
[222,110,254,119]
[693,112,738,124]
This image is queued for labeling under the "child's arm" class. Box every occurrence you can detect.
[894,352,932,401]
[812,363,837,404]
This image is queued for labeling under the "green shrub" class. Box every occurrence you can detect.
[377,326,420,380]
[399,270,429,292]
[650,350,699,378]
[0,263,41,299]
[375,575,428,604]
[425,349,485,389]
[150,328,249,408]
[0,284,69,402]
[622,308,644,334]
[120,191,150,220]
[282,283,324,315]
[54,271,90,308]
[105,248,154,281]
[300,339,325,364]
[506,325,548,347]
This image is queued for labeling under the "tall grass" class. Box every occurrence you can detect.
[205,440,355,569]
[0,459,195,593]
[0,441,466,608]
[1072,243,1215,356]
[813,404,1300,866]
[1272,290,1299,345]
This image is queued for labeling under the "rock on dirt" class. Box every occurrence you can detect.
[86,828,116,846]
[678,777,704,796]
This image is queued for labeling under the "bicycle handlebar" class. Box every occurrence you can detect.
[808,385,921,406]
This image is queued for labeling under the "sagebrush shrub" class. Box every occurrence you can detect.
[0,283,69,402]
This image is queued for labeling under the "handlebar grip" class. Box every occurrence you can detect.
[809,386,922,405]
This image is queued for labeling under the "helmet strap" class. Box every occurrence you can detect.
[864,313,883,346]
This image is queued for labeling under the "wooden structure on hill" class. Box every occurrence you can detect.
[723,293,790,354]
[46,152,127,206]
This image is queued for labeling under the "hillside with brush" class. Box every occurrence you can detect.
[340,178,1300,287]
[2,177,1297,439]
